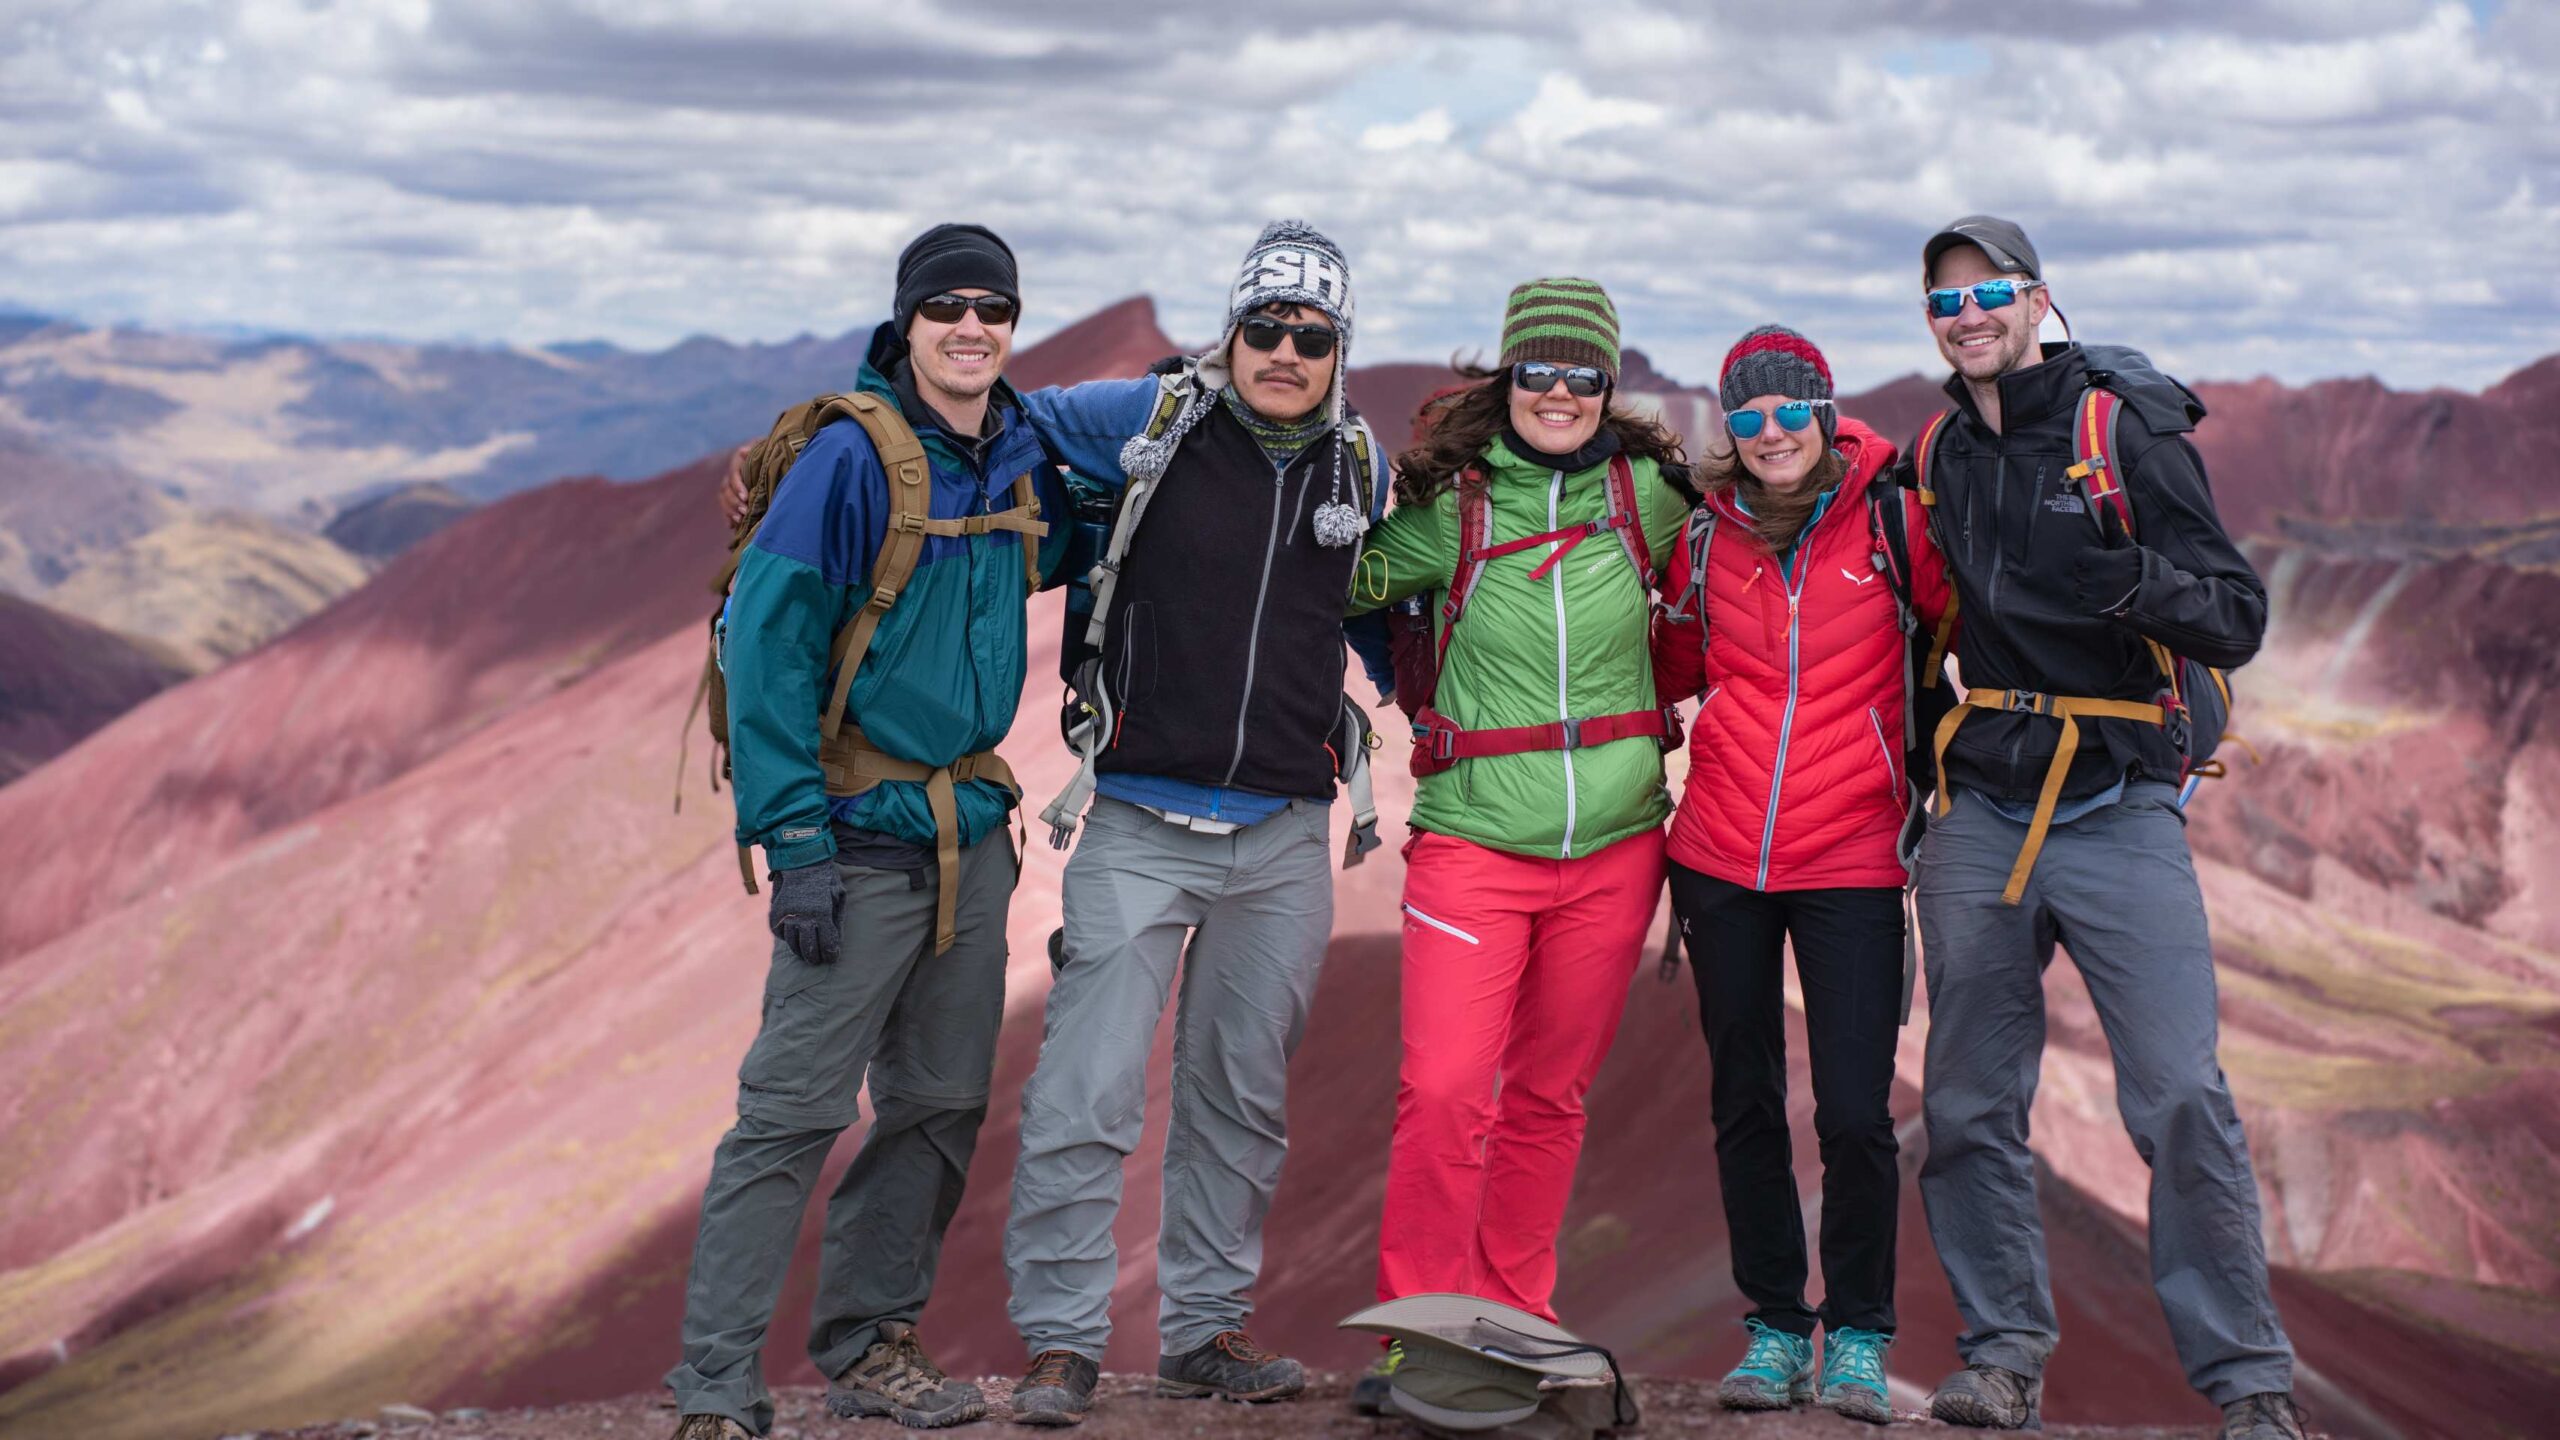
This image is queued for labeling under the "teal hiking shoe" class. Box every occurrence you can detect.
[1817,1326,1895,1424]
[1716,1319,1815,1411]
[1351,1342,1404,1416]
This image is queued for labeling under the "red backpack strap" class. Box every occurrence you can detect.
[2067,387,2135,544]
[1602,453,1654,587]
[1437,476,1495,672]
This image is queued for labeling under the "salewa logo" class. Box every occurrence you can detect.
[1840,567,1877,587]
[2045,494,2087,514]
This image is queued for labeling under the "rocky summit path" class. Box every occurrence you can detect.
[234,1374,2284,1440]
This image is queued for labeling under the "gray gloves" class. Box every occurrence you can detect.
[768,860,844,966]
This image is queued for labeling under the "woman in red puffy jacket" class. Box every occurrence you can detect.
[1652,326,1952,1424]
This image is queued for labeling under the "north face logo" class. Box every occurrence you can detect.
[2045,493,2087,514]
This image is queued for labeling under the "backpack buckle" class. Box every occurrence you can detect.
[1998,690,2054,715]
[1558,716,1584,751]
[1431,724,1459,762]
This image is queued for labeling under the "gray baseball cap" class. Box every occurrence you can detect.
[1924,215,2042,282]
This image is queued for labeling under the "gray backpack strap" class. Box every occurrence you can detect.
[1042,367,1196,849]
[1665,504,1719,625]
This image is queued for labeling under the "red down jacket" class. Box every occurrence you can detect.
[1652,418,1953,891]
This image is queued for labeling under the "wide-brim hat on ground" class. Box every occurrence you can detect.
[1340,1294,1629,1434]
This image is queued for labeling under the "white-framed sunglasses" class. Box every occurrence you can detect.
[1724,398,1835,439]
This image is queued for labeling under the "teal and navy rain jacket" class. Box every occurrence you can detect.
[724,323,1079,872]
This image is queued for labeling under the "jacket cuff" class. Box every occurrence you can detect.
[760,821,837,873]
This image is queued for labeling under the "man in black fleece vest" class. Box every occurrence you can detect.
[1001,220,1387,1426]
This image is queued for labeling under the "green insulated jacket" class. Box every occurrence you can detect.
[1352,436,1688,858]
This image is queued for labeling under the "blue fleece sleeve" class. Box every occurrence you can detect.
[1014,377,1160,491]
[724,427,883,871]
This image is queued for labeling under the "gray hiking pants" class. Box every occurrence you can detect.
[1005,796,1335,1361]
[1916,781,2293,1405]
[666,834,1016,1434]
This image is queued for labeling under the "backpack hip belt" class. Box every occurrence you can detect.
[1930,688,2167,907]
[1415,703,1682,765]
[820,723,1021,956]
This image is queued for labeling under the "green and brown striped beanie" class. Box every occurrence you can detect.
[1498,277,1620,384]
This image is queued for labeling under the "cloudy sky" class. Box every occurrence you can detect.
[5,0,2555,391]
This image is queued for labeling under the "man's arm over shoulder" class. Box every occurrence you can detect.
[1014,376,1162,491]
[2115,434,2267,669]
[724,426,883,871]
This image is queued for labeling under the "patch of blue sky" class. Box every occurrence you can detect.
[1320,33,1546,141]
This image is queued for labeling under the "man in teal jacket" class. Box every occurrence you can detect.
[668,224,1075,1440]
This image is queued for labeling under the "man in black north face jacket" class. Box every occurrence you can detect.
[1901,216,2304,1440]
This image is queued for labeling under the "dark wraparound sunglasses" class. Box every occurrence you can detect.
[916,293,1019,325]
[1512,361,1607,397]
[1238,315,1338,359]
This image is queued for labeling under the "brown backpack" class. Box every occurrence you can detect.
[680,391,1045,951]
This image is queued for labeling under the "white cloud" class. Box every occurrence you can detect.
[0,0,2551,392]
[1361,107,1456,151]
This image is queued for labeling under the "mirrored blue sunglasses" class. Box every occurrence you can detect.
[1724,398,1833,439]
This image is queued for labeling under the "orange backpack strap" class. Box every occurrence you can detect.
[1908,410,1957,679]
[1911,409,1951,509]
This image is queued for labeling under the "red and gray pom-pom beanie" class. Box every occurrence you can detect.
[1719,325,1836,440]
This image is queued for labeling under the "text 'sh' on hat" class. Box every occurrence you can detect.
[1340,1294,1627,1433]
[1923,215,2041,282]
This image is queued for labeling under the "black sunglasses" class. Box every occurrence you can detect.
[1512,361,1607,398]
[1238,315,1338,360]
[915,293,1018,326]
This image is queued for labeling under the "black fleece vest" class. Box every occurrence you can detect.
[1096,402,1359,799]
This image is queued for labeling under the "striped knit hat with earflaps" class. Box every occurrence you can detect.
[1498,278,1621,385]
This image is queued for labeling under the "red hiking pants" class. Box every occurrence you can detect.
[1375,827,1667,1317]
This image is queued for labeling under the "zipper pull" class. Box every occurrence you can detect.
[1785,593,1798,641]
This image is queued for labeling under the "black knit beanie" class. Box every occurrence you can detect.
[893,223,1020,337]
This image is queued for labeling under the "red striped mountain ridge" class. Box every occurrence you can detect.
[0,297,2553,1439]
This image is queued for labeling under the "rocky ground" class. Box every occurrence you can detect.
[230,1374,2282,1440]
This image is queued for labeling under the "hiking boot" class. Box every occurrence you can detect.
[1011,1350,1099,1427]
[830,1322,988,1428]
[1717,1319,1815,1411]
[1350,1342,1405,1416]
[1155,1329,1306,1403]
[671,1417,753,1440]
[1930,1363,2042,1430]
[1816,1327,1895,1425]
[2219,1392,2307,1440]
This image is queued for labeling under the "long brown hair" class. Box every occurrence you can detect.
[1701,442,1847,556]
[1392,363,1687,507]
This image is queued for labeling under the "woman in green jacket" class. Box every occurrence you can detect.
[1351,278,1689,1328]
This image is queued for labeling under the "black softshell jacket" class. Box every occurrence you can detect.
[1912,341,2267,803]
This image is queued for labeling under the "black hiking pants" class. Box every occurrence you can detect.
[1670,863,1902,1337]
